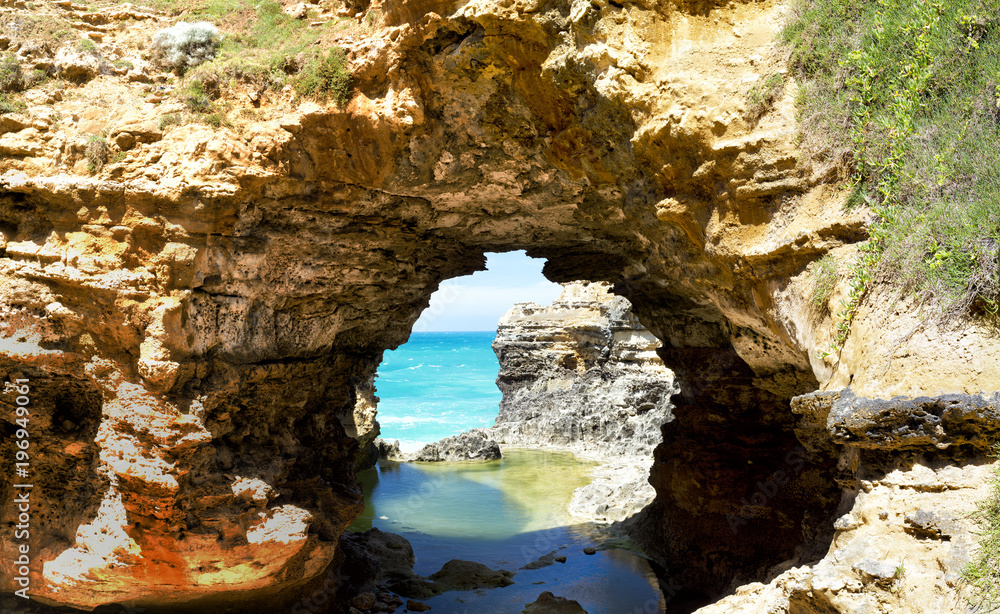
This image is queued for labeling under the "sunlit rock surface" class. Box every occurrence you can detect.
[0,0,997,610]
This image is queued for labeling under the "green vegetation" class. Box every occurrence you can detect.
[785,0,1000,355]
[85,135,110,173]
[158,112,182,130]
[0,94,26,115]
[76,38,98,55]
[150,0,354,127]
[745,72,786,124]
[963,447,1000,610]
[293,47,351,105]
[0,54,23,93]
[810,253,839,309]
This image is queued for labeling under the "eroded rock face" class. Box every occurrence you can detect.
[0,0,995,610]
[490,280,674,522]
[492,281,675,459]
[407,428,502,461]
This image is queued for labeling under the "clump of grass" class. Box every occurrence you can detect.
[810,253,839,309]
[0,54,24,93]
[158,112,182,130]
[85,135,110,172]
[293,47,351,105]
[0,93,27,115]
[785,0,1000,356]
[76,38,98,55]
[203,111,227,128]
[180,79,214,113]
[963,446,1000,610]
[745,72,785,124]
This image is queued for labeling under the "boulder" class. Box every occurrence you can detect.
[390,559,514,598]
[409,428,501,462]
[522,592,588,614]
[55,45,100,82]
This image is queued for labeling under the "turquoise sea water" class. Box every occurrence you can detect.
[376,331,502,451]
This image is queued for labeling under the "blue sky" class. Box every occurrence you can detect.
[413,251,563,332]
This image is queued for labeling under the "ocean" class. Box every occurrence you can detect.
[375,331,502,451]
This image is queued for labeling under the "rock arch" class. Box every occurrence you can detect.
[0,0,864,609]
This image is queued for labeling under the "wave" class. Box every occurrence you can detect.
[378,415,454,425]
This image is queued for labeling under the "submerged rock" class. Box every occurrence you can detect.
[408,428,502,462]
[523,591,589,614]
[391,559,514,598]
[521,550,560,570]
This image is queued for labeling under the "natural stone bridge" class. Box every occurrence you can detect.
[0,0,996,611]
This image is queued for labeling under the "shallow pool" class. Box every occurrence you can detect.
[350,449,664,614]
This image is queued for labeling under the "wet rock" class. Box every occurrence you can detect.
[521,550,559,570]
[409,429,501,462]
[428,559,515,591]
[392,559,514,598]
[343,528,416,583]
[407,599,431,611]
[491,282,676,461]
[375,437,402,460]
[350,592,377,610]
[583,547,596,555]
[522,591,589,614]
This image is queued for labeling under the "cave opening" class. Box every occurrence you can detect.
[343,250,676,613]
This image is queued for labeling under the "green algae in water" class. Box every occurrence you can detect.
[353,449,596,539]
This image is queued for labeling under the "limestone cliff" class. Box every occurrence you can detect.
[0,0,996,611]
[492,281,675,459]
[490,281,674,522]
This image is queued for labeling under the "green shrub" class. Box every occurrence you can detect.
[810,253,839,309]
[294,48,351,105]
[152,21,220,71]
[158,112,182,130]
[0,93,26,115]
[203,111,227,128]
[85,135,110,172]
[0,55,23,93]
[76,38,98,55]
[785,0,1000,355]
[180,79,214,112]
[963,447,1000,610]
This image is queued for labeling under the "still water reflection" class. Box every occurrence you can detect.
[350,449,664,614]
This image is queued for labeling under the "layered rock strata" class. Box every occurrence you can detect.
[0,0,996,611]
[492,281,675,459]
[490,280,674,522]
[686,388,998,614]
